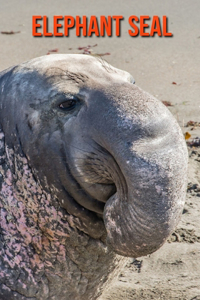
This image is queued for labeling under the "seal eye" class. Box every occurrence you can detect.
[59,99,76,111]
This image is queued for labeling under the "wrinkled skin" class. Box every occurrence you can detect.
[0,54,188,300]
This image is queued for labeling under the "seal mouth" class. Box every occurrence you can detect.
[60,142,127,238]
[63,142,121,217]
[84,181,117,204]
[64,181,117,217]
[74,146,127,211]
[89,183,117,204]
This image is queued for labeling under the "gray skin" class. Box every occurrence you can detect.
[0,54,188,300]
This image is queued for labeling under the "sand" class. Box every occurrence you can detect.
[0,1,200,299]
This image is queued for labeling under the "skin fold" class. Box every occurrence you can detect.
[0,54,188,299]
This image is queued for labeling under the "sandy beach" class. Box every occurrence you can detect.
[0,1,200,299]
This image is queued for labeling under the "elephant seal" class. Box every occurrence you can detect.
[0,54,188,300]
